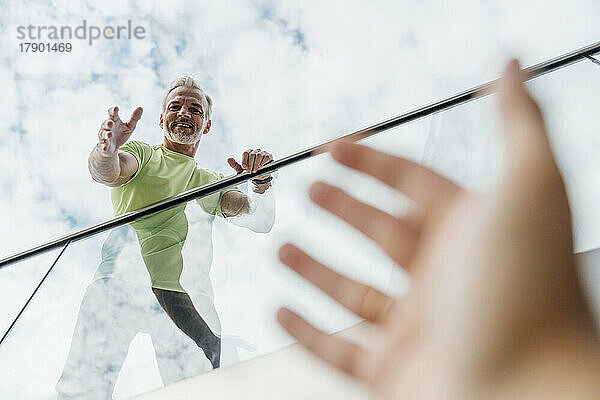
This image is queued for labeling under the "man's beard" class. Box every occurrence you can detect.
[165,122,203,144]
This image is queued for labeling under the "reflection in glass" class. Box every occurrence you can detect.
[55,224,222,399]
[422,97,502,191]
[55,163,276,399]
[0,248,67,344]
[422,62,600,250]
[0,248,73,399]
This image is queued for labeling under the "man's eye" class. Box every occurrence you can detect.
[191,109,201,114]
[169,106,180,110]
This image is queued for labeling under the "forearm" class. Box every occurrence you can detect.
[221,183,276,233]
[220,182,273,216]
[221,190,251,217]
[88,145,121,186]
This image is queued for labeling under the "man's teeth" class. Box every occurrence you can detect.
[174,122,192,128]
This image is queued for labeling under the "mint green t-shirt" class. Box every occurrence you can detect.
[110,140,239,293]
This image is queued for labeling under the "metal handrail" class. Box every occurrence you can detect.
[2,40,600,269]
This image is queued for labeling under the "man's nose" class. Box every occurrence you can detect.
[177,108,191,118]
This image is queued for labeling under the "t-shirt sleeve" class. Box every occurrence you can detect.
[196,170,242,218]
[117,140,152,186]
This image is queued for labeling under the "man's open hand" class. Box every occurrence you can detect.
[97,106,143,155]
[277,60,600,399]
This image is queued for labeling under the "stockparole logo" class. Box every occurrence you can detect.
[16,20,146,46]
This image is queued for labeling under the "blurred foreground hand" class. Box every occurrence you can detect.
[278,60,600,399]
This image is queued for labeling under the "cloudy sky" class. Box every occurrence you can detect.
[1,0,600,398]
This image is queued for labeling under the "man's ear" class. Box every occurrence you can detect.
[159,114,164,129]
[203,120,212,134]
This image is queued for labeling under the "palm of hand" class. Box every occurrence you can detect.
[110,116,134,147]
[371,172,574,399]
[277,61,592,399]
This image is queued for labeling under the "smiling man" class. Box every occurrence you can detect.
[56,76,275,399]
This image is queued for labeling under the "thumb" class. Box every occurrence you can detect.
[498,59,551,165]
[227,157,244,174]
[127,107,143,129]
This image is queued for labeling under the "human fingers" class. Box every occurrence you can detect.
[255,152,273,179]
[253,150,265,173]
[227,157,244,174]
[330,143,461,212]
[107,106,121,123]
[249,149,261,172]
[308,182,419,267]
[262,152,273,165]
[98,127,108,140]
[277,308,377,382]
[247,152,255,172]
[97,129,111,152]
[498,59,553,169]
[279,244,394,323]
[242,149,252,171]
[126,106,143,130]
[100,119,113,132]
[98,130,112,143]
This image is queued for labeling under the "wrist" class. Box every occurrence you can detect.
[252,182,272,194]
[252,175,273,194]
[252,175,273,185]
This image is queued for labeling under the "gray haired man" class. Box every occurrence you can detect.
[56,76,275,399]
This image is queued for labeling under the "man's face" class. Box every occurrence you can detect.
[160,86,210,144]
